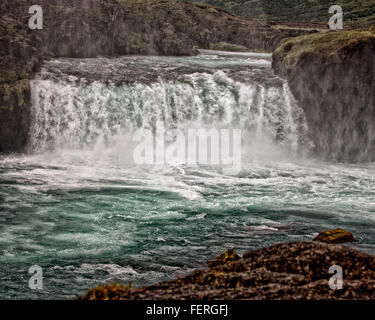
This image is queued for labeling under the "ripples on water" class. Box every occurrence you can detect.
[0,51,374,299]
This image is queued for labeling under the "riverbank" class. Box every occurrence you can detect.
[80,241,375,300]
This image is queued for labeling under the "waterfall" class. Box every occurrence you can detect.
[28,54,312,161]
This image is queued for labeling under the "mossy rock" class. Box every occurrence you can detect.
[313,228,355,244]
[210,42,251,52]
[207,249,240,267]
[80,242,375,300]
[78,283,132,300]
[273,27,375,77]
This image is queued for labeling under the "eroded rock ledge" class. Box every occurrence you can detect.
[80,242,375,300]
[273,28,375,162]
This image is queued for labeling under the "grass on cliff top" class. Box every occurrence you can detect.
[274,27,375,69]
[184,0,375,27]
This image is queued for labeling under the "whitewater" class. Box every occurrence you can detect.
[0,51,374,299]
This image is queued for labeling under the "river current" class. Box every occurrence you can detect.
[0,51,374,299]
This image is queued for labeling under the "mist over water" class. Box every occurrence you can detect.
[0,51,374,299]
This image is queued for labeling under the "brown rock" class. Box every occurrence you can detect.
[79,242,375,300]
[207,249,241,267]
[313,228,355,244]
[79,283,132,300]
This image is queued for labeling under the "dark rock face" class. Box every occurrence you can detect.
[0,81,31,153]
[80,242,375,300]
[0,0,44,153]
[0,0,315,153]
[273,29,375,162]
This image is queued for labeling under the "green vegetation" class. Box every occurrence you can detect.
[272,26,375,163]
[0,80,30,111]
[209,42,252,52]
[273,27,375,76]
[185,0,375,27]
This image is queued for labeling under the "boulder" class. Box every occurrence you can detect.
[313,228,355,244]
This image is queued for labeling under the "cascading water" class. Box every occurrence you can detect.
[0,51,374,299]
[28,53,310,159]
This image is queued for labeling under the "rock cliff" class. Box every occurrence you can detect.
[273,28,375,162]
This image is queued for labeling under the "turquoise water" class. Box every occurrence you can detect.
[0,52,374,299]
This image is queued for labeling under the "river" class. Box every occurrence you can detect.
[0,51,374,299]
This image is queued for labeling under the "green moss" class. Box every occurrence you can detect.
[274,27,375,73]
[0,80,30,111]
[210,42,251,52]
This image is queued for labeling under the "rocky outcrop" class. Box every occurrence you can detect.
[273,28,375,162]
[314,228,355,244]
[0,0,45,152]
[0,81,32,152]
[80,241,375,300]
[0,0,316,153]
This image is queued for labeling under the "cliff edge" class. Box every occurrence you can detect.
[273,28,375,162]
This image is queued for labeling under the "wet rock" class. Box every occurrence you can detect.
[207,249,241,267]
[80,242,375,300]
[79,284,132,300]
[313,228,355,244]
[209,42,251,52]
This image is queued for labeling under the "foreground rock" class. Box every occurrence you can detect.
[314,228,355,244]
[80,242,375,300]
[207,249,241,267]
[273,28,375,162]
